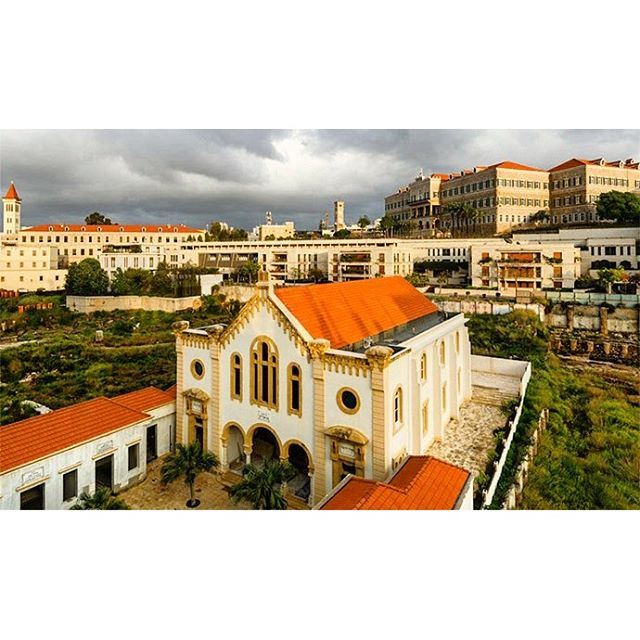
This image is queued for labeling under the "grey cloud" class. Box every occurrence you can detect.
[1,129,637,231]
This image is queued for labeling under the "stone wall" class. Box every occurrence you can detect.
[503,409,549,510]
[547,304,639,336]
[66,295,202,314]
[437,298,545,321]
[550,335,638,365]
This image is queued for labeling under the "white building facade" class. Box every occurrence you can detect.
[174,276,472,506]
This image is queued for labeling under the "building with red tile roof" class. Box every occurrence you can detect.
[4,182,21,201]
[317,455,473,510]
[175,275,474,506]
[0,387,177,510]
[0,397,149,475]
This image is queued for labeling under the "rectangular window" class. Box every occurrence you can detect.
[128,443,139,471]
[63,469,78,502]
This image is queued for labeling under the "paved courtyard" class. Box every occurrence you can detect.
[427,381,516,477]
[120,459,249,510]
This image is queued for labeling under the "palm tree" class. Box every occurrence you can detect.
[161,441,219,508]
[70,487,130,510]
[229,458,295,510]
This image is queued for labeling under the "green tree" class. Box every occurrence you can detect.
[71,487,130,510]
[358,215,371,229]
[596,267,627,293]
[229,458,295,510]
[378,214,395,237]
[161,441,219,507]
[110,268,153,296]
[333,228,351,239]
[84,212,114,225]
[237,259,260,283]
[149,262,173,296]
[307,267,325,283]
[596,191,640,225]
[65,258,110,296]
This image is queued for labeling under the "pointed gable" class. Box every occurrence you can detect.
[274,277,438,349]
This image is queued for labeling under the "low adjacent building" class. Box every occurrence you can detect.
[316,455,473,510]
[0,387,175,510]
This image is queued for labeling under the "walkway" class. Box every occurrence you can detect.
[120,459,249,510]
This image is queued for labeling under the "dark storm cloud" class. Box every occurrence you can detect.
[1,129,637,231]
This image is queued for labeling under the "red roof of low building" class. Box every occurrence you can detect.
[320,456,471,510]
[112,386,175,413]
[275,277,439,349]
[4,182,20,200]
[430,173,450,181]
[24,223,204,233]
[0,397,150,474]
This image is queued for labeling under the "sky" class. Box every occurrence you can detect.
[1,129,638,231]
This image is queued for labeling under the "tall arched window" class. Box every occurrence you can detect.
[455,331,460,353]
[439,341,446,366]
[250,338,278,409]
[393,387,403,431]
[420,353,427,381]
[230,353,242,401]
[287,363,302,416]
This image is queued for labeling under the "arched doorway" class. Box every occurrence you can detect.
[287,442,311,502]
[251,426,280,467]
[226,425,245,473]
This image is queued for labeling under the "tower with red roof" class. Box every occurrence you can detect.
[3,181,22,235]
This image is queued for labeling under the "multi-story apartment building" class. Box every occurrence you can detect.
[0,244,67,291]
[512,227,640,276]
[470,243,580,294]
[548,157,640,225]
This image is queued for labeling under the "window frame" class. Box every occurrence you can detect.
[62,469,78,502]
[287,362,302,417]
[230,352,243,401]
[128,443,140,472]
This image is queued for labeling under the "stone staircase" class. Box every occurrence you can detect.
[472,384,519,407]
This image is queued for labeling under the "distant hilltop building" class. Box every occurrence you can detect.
[385,156,640,237]
[249,211,295,241]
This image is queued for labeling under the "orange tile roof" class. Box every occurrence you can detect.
[24,223,204,233]
[3,182,20,200]
[112,386,175,412]
[165,384,177,398]
[430,173,450,181]
[486,161,547,172]
[548,158,590,172]
[320,456,471,510]
[0,397,150,474]
[275,277,439,349]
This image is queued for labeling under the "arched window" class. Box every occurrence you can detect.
[442,382,447,412]
[439,341,446,366]
[230,353,242,401]
[393,387,403,431]
[455,331,460,354]
[250,338,278,409]
[287,363,302,416]
[420,353,427,381]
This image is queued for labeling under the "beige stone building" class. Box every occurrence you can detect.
[0,243,67,291]
[548,157,640,224]
[386,155,639,237]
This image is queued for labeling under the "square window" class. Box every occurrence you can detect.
[128,444,139,471]
[63,469,78,502]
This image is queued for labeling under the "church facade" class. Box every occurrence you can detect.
[174,275,472,506]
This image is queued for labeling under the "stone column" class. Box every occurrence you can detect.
[599,306,609,336]
[366,345,393,482]
[309,339,330,505]
[206,324,225,460]
[172,321,190,445]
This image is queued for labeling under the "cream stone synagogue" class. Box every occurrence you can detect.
[174,275,473,506]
